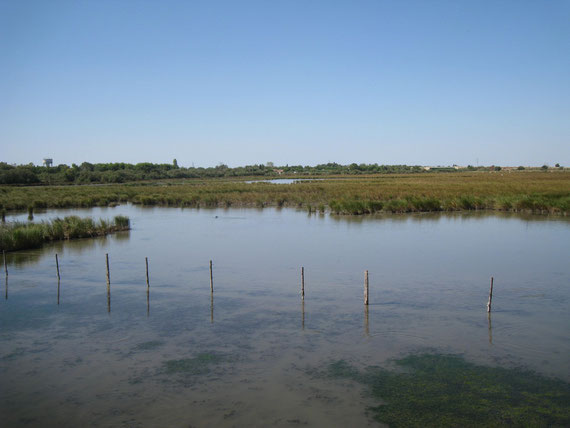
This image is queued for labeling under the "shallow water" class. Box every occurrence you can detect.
[1,207,569,427]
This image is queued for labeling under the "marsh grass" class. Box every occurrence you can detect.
[0,215,130,251]
[324,354,570,427]
[0,171,568,215]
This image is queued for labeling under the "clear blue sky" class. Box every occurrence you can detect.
[1,0,568,167]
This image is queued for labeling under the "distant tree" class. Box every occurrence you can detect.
[173,159,178,168]
[541,164,549,170]
[555,163,560,168]
[517,166,525,170]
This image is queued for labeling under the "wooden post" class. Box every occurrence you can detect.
[55,254,60,280]
[209,260,214,293]
[145,257,150,287]
[106,253,110,285]
[364,270,369,305]
[3,250,7,277]
[486,276,494,313]
[301,266,305,300]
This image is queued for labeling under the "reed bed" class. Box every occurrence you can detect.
[0,171,568,215]
[0,215,130,252]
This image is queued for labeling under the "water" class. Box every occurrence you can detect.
[1,206,569,427]
[244,178,323,184]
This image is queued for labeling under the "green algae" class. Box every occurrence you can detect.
[326,354,570,427]
[163,352,224,376]
[132,340,164,352]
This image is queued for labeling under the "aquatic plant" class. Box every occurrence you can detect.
[324,353,570,427]
[0,215,131,252]
[163,353,224,376]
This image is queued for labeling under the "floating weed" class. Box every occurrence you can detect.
[163,352,225,376]
[324,353,570,427]
[132,340,164,352]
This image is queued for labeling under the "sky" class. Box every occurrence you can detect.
[1,0,569,167]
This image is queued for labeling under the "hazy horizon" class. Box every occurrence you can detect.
[1,0,569,167]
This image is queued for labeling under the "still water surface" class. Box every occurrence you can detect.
[1,206,569,427]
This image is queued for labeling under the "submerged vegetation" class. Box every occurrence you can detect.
[0,215,130,252]
[163,353,225,376]
[0,170,568,215]
[324,354,570,427]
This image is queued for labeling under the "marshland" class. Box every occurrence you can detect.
[1,169,569,215]
[1,204,569,427]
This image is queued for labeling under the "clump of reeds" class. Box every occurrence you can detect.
[0,215,130,252]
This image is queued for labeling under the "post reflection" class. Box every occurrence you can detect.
[107,284,111,313]
[210,293,214,324]
[146,287,150,317]
[301,300,305,330]
[364,305,369,336]
[4,276,7,300]
[57,279,60,305]
[487,313,493,345]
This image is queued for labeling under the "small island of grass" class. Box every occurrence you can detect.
[0,215,130,252]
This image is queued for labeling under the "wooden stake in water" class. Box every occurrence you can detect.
[55,254,60,280]
[145,257,150,287]
[106,253,110,285]
[364,270,369,305]
[209,260,214,293]
[301,266,305,300]
[487,276,494,313]
[3,250,7,277]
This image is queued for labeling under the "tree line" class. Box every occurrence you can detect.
[0,160,443,185]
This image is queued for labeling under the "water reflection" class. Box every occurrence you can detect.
[4,276,7,300]
[57,279,60,305]
[210,293,214,324]
[107,282,111,313]
[364,305,369,337]
[488,313,493,345]
[146,287,150,317]
[301,300,305,330]
[330,210,570,225]
[4,231,131,268]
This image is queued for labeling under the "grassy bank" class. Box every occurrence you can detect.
[0,171,568,215]
[0,215,130,252]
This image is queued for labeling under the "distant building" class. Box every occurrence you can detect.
[43,158,53,167]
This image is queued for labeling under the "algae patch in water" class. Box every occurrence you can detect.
[132,340,164,352]
[163,352,224,376]
[326,354,570,428]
